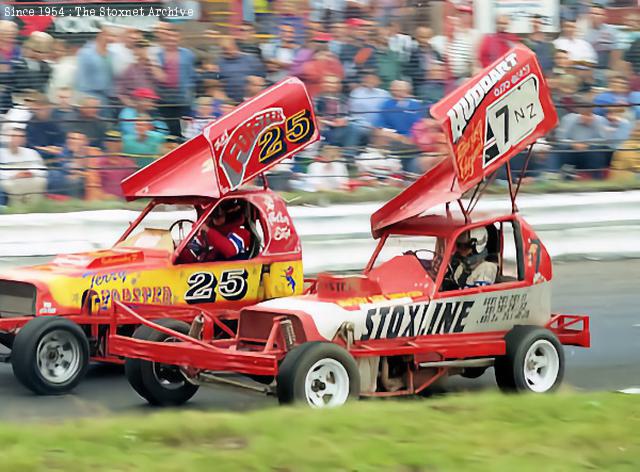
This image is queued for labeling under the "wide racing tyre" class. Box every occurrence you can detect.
[11,316,90,395]
[124,319,199,406]
[494,326,565,393]
[276,342,360,408]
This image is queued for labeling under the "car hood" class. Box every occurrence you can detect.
[0,247,170,285]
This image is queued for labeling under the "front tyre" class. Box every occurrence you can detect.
[277,342,360,408]
[494,326,564,393]
[11,317,89,395]
[124,319,199,406]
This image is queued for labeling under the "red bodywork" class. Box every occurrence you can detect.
[107,48,590,397]
[0,77,318,363]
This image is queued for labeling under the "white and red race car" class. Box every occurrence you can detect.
[108,46,590,408]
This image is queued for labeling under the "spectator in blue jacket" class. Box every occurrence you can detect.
[154,27,196,136]
[217,37,265,103]
[593,74,640,119]
[376,80,424,173]
[25,94,65,162]
[74,27,115,109]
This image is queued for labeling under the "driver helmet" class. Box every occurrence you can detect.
[211,199,246,228]
[456,227,488,254]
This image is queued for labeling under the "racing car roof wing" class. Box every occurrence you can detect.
[121,77,320,200]
[371,45,558,238]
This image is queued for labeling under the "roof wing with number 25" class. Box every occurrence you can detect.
[122,77,320,200]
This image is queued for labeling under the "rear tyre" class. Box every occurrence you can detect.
[277,342,360,408]
[11,317,89,395]
[124,319,199,406]
[494,326,564,393]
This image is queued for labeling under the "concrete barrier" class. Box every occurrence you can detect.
[1,191,639,272]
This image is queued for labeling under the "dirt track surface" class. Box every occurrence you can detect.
[0,260,638,421]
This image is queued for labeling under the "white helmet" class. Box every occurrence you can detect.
[457,227,488,253]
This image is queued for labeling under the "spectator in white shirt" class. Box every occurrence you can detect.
[554,20,598,64]
[306,145,349,192]
[0,127,47,206]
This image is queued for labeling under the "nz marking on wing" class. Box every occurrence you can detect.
[448,52,518,144]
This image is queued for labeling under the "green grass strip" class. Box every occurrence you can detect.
[0,392,638,471]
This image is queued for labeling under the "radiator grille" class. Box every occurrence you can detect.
[0,281,36,317]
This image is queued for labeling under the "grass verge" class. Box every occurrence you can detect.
[2,178,640,214]
[1,392,639,471]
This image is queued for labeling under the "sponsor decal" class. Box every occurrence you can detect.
[94,252,143,267]
[454,119,483,182]
[83,271,128,290]
[184,269,249,304]
[361,301,475,340]
[479,293,529,323]
[214,108,286,190]
[359,293,530,340]
[97,286,173,311]
[282,266,296,293]
[528,238,546,284]
[448,52,518,144]
[38,302,57,315]
[336,291,423,308]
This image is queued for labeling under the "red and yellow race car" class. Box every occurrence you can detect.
[108,46,590,408]
[0,78,319,395]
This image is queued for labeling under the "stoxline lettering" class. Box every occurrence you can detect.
[360,301,475,340]
[448,53,518,143]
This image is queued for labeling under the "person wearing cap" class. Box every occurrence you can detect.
[118,87,169,138]
[116,38,160,108]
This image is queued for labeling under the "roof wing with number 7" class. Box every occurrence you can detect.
[370,45,558,238]
[430,44,558,188]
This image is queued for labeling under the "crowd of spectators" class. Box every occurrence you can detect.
[0,1,640,206]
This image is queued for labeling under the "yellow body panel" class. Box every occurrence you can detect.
[37,258,303,313]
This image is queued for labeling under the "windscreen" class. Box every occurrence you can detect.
[373,235,445,281]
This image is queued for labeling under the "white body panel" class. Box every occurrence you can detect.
[256,281,552,341]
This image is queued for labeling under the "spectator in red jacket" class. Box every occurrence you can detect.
[300,33,344,97]
[478,16,521,68]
